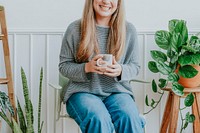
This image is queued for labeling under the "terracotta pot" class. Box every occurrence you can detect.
[177,65,200,88]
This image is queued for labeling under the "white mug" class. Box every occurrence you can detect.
[96,54,113,67]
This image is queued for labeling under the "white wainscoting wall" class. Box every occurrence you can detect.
[1,29,198,133]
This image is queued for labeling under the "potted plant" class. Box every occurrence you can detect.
[0,67,44,133]
[145,19,200,132]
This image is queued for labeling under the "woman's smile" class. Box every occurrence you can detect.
[99,5,111,11]
[93,0,118,25]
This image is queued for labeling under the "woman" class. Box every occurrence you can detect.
[59,0,145,132]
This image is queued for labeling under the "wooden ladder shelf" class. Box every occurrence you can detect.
[0,5,17,128]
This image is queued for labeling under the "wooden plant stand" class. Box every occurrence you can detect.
[160,87,200,133]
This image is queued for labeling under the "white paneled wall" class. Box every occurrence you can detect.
[0,30,197,133]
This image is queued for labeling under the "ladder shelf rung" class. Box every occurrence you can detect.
[0,34,4,40]
[0,78,9,84]
[0,5,4,11]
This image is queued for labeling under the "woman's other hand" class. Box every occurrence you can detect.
[103,57,122,77]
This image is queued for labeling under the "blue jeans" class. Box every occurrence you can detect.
[66,92,145,133]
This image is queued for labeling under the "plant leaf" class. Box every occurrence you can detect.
[151,99,156,107]
[172,82,184,96]
[145,95,149,106]
[168,19,180,33]
[189,35,200,47]
[17,99,26,133]
[169,62,178,72]
[0,91,14,116]
[156,60,172,75]
[168,73,179,82]
[0,111,13,130]
[185,112,195,123]
[150,50,167,62]
[167,47,179,63]
[170,53,179,64]
[183,121,188,129]
[148,61,159,73]
[188,114,195,123]
[182,45,200,54]
[12,118,23,133]
[152,80,157,93]
[38,68,43,133]
[21,68,34,133]
[155,30,170,50]
[177,20,188,44]
[169,19,188,45]
[178,65,198,78]
[39,121,44,133]
[158,78,167,88]
[29,100,34,125]
[184,93,194,107]
[178,54,200,66]
[170,34,180,52]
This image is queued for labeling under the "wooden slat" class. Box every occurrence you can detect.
[169,94,180,133]
[0,5,4,11]
[0,78,9,84]
[192,94,200,133]
[195,93,200,121]
[162,86,200,93]
[0,34,4,40]
[160,92,173,133]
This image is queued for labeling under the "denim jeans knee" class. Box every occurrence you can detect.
[66,92,144,133]
[104,93,144,133]
[66,92,114,133]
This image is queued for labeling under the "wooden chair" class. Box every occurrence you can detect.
[49,73,80,133]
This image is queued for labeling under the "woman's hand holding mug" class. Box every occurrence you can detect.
[85,54,105,74]
[85,54,122,77]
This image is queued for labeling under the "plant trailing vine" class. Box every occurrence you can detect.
[180,92,195,132]
[144,19,200,132]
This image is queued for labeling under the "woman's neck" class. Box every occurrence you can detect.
[95,17,110,27]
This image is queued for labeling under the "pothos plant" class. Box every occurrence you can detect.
[145,19,200,132]
[0,67,44,133]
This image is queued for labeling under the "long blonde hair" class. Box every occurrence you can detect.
[77,0,126,62]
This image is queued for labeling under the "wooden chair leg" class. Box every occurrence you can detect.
[169,94,180,133]
[160,92,173,133]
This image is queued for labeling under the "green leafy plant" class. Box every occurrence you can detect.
[0,91,14,129]
[0,67,44,133]
[145,19,200,132]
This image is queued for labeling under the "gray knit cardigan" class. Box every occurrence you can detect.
[59,19,140,103]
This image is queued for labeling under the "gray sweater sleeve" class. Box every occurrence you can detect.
[59,24,89,82]
[116,23,140,82]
